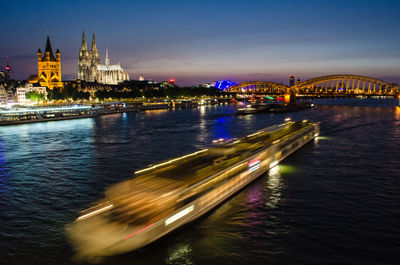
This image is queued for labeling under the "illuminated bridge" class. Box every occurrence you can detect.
[227,75,399,95]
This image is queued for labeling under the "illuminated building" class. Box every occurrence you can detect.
[36,35,63,90]
[0,85,7,104]
[139,74,144,81]
[289,75,295,87]
[78,29,129,85]
[215,80,236,90]
[0,71,5,82]
[15,84,47,104]
[6,88,13,103]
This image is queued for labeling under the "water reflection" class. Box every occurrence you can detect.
[165,243,194,265]
[144,109,168,116]
[395,106,400,120]
[197,106,208,145]
[0,139,7,192]
[265,165,282,209]
[214,116,232,139]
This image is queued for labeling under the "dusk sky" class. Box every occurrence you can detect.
[2,0,400,86]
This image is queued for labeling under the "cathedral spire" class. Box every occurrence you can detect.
[105,47,110,66]
[91,32,97,51]
[81,27,87,50]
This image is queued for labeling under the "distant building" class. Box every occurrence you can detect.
[15,84,47,104]
[0,71,5,82]
[296,78,301,84]
[6,87,14,104]
[78,29,129,85]
[139,74,144,81]
[289,75,295,87]
[34,35,63,90]
[199,83,212,88]
[215,80,235,90]
[0,85,7,105]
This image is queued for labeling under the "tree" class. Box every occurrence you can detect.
[25,91,44,101]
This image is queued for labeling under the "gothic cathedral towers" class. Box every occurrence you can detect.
[78,28,99,82]
[77,28,129,85]
[37,35,63,90]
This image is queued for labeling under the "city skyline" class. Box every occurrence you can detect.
[2,0,400,86]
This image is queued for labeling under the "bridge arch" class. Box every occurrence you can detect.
[292,74,399,94]
[227,81,290,94]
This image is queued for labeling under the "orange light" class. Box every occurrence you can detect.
[284,93,291,103]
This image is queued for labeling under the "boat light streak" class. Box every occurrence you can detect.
[248,158,261,167]
[249,164,260,173]
[135,149,208,174]
[269,160,279,169]
[77,204,113,221]
[248,131,262,137]
[123,223,154,240]
[273,140,280,144]
[165,205,194,226]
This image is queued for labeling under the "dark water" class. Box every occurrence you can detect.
[0,99,399,265]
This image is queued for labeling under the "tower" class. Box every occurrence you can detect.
[4,57,11,80]
[105,47,110,67]
[37,35,63,90]
[289,75,295,87]
[91,32,100,65]
[78,28,91,81]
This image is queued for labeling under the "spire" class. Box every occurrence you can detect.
[44,35,56,61]
[105,47,110,66]
[91,32,97,51]
[81,27,87,50]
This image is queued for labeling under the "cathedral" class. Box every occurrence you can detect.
[36,35,63,90]
[77,29,129,85]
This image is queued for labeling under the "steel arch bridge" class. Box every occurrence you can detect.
[293,74,399,94]
[226,75,399,95]
[227,81,289,94]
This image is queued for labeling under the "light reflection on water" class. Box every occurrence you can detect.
[165,243,194,265]
[265,165,282,209]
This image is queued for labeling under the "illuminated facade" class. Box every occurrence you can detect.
[215,80,236,90]
[37,36,63,90]
[78,29,129,85]
[15,84,47,104]
[0,85,7,104]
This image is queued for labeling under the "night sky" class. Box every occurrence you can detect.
[2,0,400,86]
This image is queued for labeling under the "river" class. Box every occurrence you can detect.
[0,98,399,265]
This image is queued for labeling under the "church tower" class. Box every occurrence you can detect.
[37,35,63,90]
[89,32,101,81]
[91,32,100,65]
[78,28,91,81]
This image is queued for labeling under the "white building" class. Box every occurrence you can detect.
[15,84,47,104]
